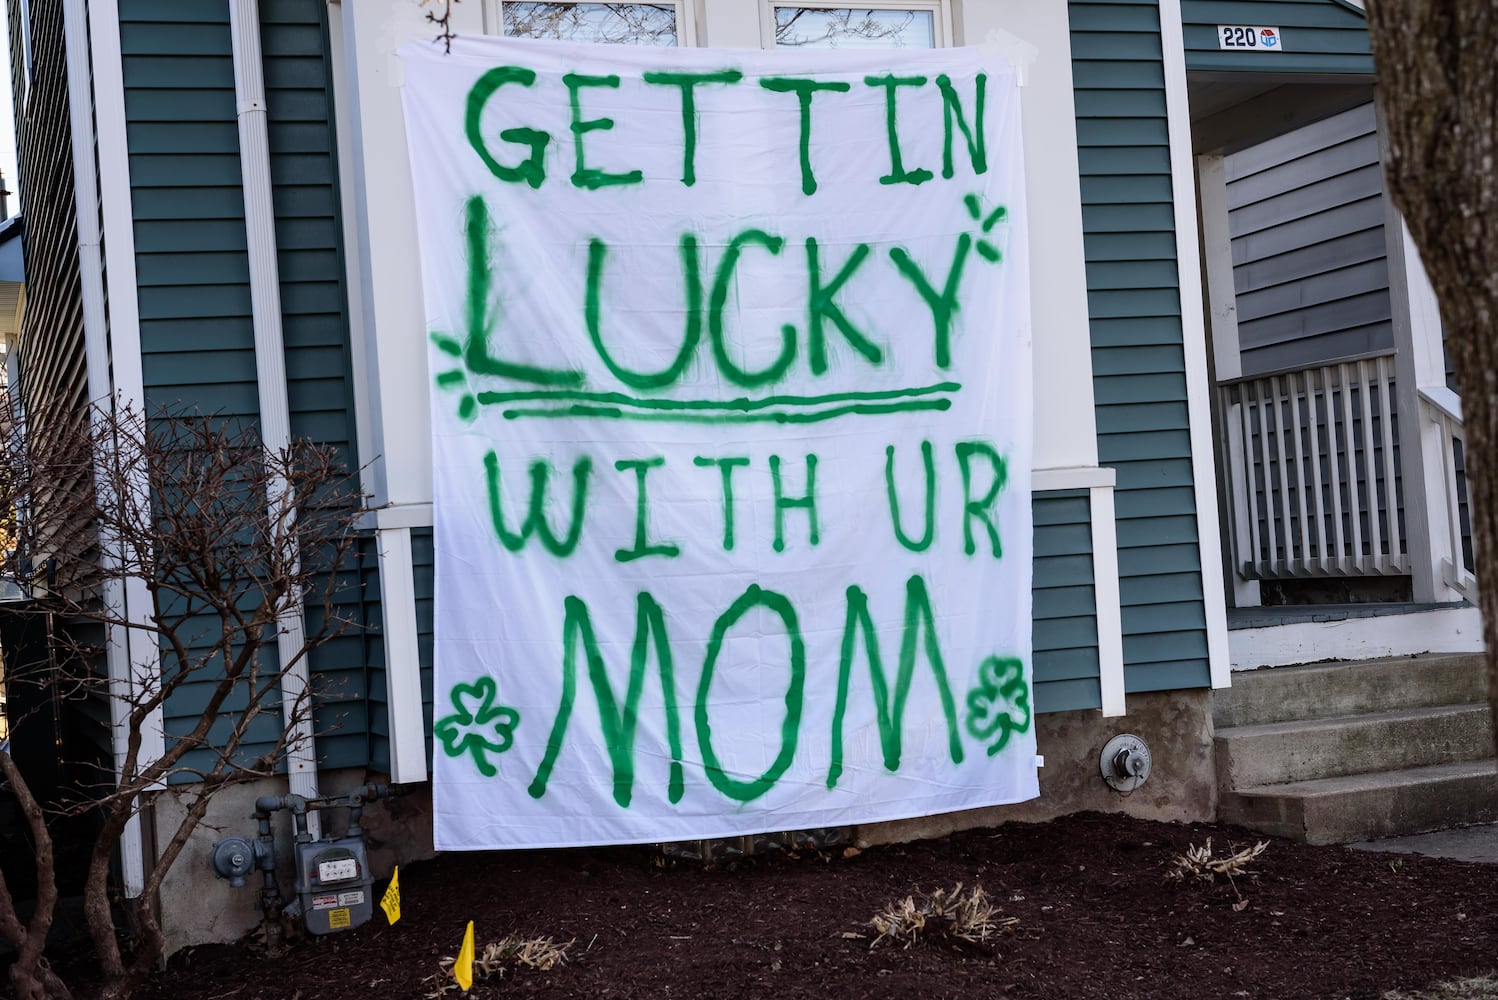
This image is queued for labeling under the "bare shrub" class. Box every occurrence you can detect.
[868,883,1016,951]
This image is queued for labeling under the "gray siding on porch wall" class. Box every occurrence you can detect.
[120,0,371,773]
[1069,1,1212,693]
[1180,0,1372,75]
[1227,102,1389,377]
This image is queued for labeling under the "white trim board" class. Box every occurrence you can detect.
[1089,484,1125,717]
[1159,0,1233,691]
[376,527,428,783]
[87,0,167,895]
[66,0,150,900]
[1033,465,1114,493]
[1229,606,1484,671]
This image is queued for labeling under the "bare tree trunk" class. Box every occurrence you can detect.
[1365,2,1498,742]
[0,359,362,998]
[0,754,72,1000]
[83,804,131,987]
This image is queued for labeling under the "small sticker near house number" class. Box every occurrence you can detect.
[1218,26,1284,50]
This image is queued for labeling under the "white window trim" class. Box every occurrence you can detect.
[760,1,952,50]
[485,0,700,47]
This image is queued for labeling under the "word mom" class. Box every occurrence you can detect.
[527,575,967,807]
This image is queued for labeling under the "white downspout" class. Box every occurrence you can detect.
[69,0,165,899]
[228,0,322,834]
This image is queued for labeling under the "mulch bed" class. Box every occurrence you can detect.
[135,812,1498,1000]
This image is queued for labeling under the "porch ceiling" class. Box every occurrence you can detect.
[1188,74,1375,155]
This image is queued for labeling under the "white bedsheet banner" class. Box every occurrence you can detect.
[401,35,1036,850]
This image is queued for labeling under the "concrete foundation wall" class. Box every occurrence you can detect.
[152,768,437,957]
[857,689,1218,846]
[153,690,1213,953]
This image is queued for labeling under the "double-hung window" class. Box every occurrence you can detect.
[488,2,949,50]
[765,4,950,49]
[487,2,696,46]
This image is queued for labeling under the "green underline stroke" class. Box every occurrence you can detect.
[475,382,961,413]
[499,399,953,424]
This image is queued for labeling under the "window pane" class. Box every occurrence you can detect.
[773,7,935,49]
[503,2,678,46]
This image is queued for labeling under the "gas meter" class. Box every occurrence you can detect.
[294,839,374,935]
[211,783,391,940]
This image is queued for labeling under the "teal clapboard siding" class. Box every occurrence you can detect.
[1033,491,1103,715]
[1070,1,1212,694]
[260,0,361,474]
[260,0,369,769]
[121,1,257,416]
[121,0,370,773]
[1181,1,1372,75]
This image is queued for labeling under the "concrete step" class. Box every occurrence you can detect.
[1219,760,1498,845]
[1215,703,1494,787]
[1212,654,1488,729]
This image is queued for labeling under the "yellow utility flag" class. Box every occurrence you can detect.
[380,866,401,925]
[454,920,475,991]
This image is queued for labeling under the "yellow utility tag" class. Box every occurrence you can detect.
[381,866,401,925]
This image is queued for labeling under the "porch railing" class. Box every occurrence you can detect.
[1219,352,1407,581]
[1418,385,1477,602]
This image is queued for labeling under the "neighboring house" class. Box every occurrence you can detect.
[2,0,1476,950]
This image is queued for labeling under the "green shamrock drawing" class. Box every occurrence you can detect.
[435,676,520,777]
[964,656,1031,756]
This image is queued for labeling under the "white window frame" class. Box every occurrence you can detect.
[485,0,700,47]
[760,1,952,50]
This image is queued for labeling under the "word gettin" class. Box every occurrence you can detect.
[467,66,990,194]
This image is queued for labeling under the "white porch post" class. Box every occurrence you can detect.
[1377,97,1461,604]
[1385,207,1463,604]
[1197,154,1260,608]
